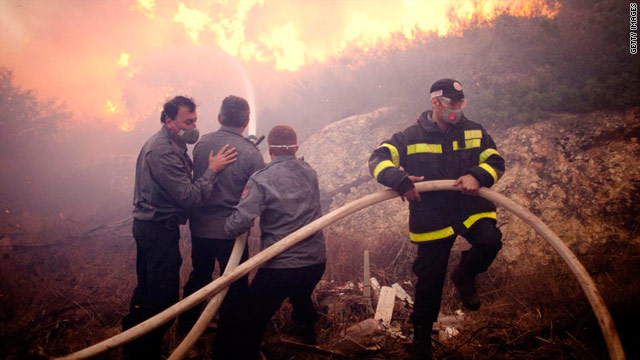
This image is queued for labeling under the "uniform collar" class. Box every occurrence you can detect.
[418,111,442,133]
[271,154,297,164]
[219,125,244,136]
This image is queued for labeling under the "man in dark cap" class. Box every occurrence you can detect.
[368,79,505,359]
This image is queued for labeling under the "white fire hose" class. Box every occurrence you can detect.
[167,233,248,360]
[56,180,625,360]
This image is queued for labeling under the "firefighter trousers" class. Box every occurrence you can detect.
[178,236,250,333]
[213,262,326,360]
[122,218,182,360]
[411,218,502,327]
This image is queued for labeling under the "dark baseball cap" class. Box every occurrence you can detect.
[430,78,464,101]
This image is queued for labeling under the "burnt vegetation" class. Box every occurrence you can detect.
[1,0,639,359]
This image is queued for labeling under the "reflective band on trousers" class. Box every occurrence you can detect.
[410,226,455,242]
[479,148,500,163]
[463,211,497,228]
[479,163,498,183]
[410,211,497,242]
[378,143,400,166]
[374,160,396,180]
[407,143,442,154]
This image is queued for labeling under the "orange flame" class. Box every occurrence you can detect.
[154,0,560,72]
[104,100,121,116]
[118,51,130,67]
[104,99,135,132]
[0,0,561,132]
[119,121,135,132]
[173,3,211,44]
[132,0,155,18]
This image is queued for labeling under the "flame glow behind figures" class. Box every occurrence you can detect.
[0,0,559,132]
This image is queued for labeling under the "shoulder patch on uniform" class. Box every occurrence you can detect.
[241,186,249,199]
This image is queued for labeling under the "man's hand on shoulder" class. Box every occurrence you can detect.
[401,175,424,202]
[454,174,480,196]
[209,144,238,173]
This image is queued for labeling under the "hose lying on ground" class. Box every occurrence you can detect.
[56,180,625,360]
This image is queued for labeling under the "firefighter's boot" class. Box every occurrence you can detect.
[411,323,433,360]
[452,263,480,311]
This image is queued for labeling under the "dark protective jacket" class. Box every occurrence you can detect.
[133,126,218,224]
[190,126,265,239]
[225,155,326,269]
[368,111,505,242]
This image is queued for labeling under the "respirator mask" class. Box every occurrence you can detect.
[438,97,467,125]
[176,127,200,144]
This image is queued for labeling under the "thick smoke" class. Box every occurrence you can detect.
[119,45,256,137]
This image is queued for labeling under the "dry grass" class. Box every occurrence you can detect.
[1,216,638,359]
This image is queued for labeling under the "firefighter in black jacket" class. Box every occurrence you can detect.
[368,78,505,359]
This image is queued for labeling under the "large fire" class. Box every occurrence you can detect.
[0,0,560,132]
[162,0,559,71]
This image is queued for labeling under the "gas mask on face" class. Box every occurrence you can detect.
[442,108,464,125]
[176,127,200,144]
[437,97,466,125]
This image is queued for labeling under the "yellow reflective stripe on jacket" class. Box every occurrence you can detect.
[463,211,497,228]
[453,139,481,150]
[373,160,396,180]
[410,226,455,242]
[378,143,400,166]
[479,148,500,164]
[464,130,482,139]
[479,163,498,183]
[407,143,443,154]
[465,139,481,148]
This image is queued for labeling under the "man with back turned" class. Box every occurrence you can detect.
[214,125,326,359]
[178,95,264,336]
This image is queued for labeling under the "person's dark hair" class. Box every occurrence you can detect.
[268,125,297,156]
[160,96,196,123]
[219,95,250,127]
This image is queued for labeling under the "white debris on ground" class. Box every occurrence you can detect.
[309,251,467,356]
[392,282,414,307]
[436,309,466,340]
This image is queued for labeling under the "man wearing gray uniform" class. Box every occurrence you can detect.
[214,125,325,360]
[124,95,237,360]
[179,95,265,333]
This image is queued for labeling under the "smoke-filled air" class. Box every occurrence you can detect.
[1,0,639,359]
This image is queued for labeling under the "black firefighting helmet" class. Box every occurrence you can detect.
[430,78,464,101]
